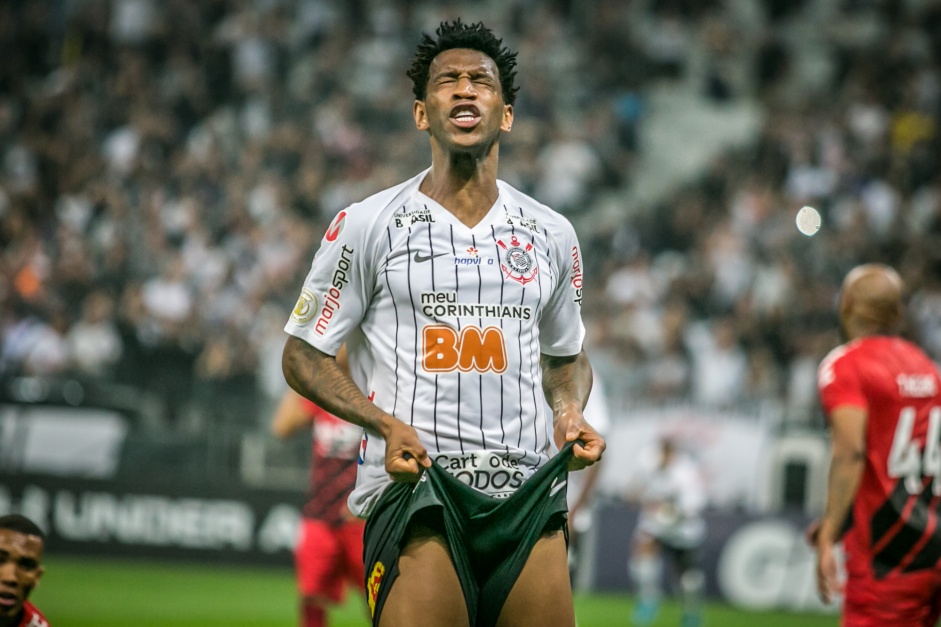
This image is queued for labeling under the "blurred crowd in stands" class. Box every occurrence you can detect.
[0,0,939,433]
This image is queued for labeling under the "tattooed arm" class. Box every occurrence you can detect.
[541,349,605,470]
[282,335,430,481]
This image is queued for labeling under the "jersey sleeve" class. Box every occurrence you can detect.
[817,347,868,416]
[538,219,586,356]
[284,206,376,356]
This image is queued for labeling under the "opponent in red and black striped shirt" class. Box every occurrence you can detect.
[271,385,364,627]
[816,264,941,627]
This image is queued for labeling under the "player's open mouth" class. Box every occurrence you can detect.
[0,591,19,607]
[450,104,481,128]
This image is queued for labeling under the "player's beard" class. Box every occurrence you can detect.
[434,123,501,162]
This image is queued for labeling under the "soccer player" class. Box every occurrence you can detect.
[814,263,941,626]
[626,436,707,627]
[0,514,49,627]
[282,19,604,627]
[270,381,365,627]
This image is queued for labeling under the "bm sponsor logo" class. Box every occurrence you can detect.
[422,324,507,373]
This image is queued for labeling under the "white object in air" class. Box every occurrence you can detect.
[796,206,821,236]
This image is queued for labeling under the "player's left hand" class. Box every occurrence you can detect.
[554,411,605,471]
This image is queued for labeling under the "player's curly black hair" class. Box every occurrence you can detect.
[0,513,45,541]
[407,19,519,106]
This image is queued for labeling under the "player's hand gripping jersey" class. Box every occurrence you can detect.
[818,336,941,579]
[285,170,586,517]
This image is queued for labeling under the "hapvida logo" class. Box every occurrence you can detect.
[454,246,494,266]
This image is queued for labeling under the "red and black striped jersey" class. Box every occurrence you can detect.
[818,335,941,579]
[299,398,361,525]
[17,601,49,627]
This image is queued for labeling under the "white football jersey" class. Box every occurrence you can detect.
[635,449,707,549]
[285,169,586,517]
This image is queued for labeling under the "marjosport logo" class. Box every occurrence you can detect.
[570,246,583,305]
[315,245,354,336]
[422,325,507,373]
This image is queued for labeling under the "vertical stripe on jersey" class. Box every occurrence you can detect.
[450,225,465,454]
[489,225,526,450]
[426,221,440,451]
[382,226,402,420]
[526,222,544,453]
[489,223,508,451]
[534,216,554,453]
[405,232,419,427]
[472,233,486,447]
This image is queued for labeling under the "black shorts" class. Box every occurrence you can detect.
[363,443,574,627]
[659,541,701,574]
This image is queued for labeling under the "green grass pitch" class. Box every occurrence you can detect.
[32,557,838,626]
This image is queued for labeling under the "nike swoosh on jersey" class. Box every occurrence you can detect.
[414,251,449,263]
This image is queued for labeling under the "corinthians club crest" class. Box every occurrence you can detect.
[497,236,538,285]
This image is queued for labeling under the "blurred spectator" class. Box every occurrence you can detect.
[686,317,748,408]
[67,289,122,378]
[536,121,603,214]
[626,436,707,627]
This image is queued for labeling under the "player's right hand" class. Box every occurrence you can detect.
[815,541,842,604]
[381,418,430,483]
[804,517,820,546]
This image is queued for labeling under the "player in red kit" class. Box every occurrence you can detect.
[271,381,366,627]
[814,264,941,626]
[0,514,50,627]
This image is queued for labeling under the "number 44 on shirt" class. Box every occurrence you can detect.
[888,406,941,495]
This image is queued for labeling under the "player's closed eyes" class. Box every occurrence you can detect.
[0,552,39,572]
[435,74,496,88]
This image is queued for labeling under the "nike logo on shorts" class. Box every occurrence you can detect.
[414,251,448,263]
